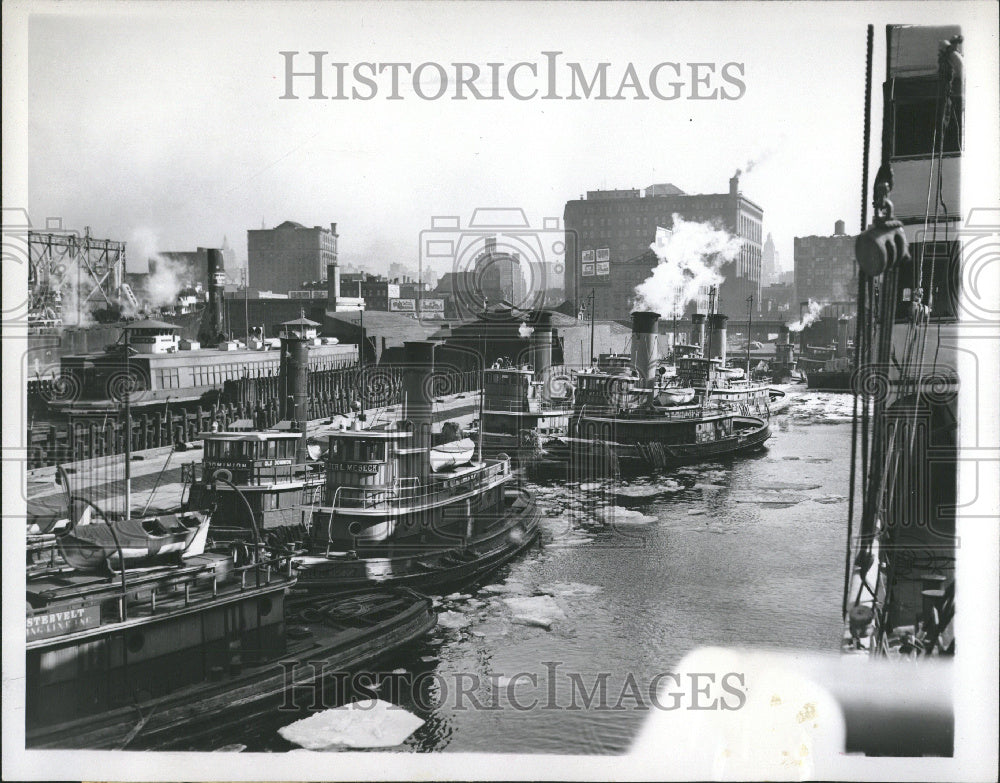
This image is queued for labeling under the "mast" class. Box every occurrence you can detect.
[588,288,596,365]
[478,322,485,462]
[123,326,131,521]
[358,307,366,425]
[746,295,753,377]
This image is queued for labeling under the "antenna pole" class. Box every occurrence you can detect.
[746,295,753,377]
[123,326,132,521]
[589,288,596,365]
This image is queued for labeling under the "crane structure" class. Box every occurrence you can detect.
[27,227,127,328]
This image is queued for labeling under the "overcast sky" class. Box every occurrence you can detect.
[22,1,998,280]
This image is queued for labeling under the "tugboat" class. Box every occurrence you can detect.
[537,311,770,475]
[26,533,435,749]
[469,361,573,466]
[805,315,856,391]
[26,318,437,750]
[289,341,540,593]
[183,321,327,541]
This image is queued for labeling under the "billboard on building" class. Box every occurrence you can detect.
[419,298,445,312]
[389,298,416,312]
[596,261,610,276]
[386,284,400,299]
[596,248,610,262]
[582,263,595,277]
[581,250,595,263]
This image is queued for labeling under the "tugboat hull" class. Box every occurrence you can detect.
[292,489,540,593]
[26,588,435,750]
[536,416,770,475]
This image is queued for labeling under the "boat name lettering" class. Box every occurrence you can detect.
[26,605,101,640]
[334,462,380,474]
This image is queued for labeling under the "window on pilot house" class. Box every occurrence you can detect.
[892,77,963,157]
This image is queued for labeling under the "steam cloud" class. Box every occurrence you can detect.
[518,321,534,339]
[633,215,742,317]
[788,298,825,332]
[132,228,187,309]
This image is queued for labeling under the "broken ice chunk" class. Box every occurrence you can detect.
[278,699,424,749]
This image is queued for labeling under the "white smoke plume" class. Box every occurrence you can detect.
[787,298,825,332]
[633,215,742,317]
[132,228,186,309]
[518,321,534,339]
[60,274,97,328]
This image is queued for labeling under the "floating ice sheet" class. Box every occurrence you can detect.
[503,594,566,629]
[278,699,424,750]
[604,506,658,526]
[436,610,471,630]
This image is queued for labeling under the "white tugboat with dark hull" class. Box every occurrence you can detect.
[291,341,540,593]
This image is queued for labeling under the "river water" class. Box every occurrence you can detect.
[212,390,858,754]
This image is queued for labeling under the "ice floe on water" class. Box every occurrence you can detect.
[436,610,471,630]
[602,506,658,526]
[731,491,810,506]
[756,481,822,491]
[812,495,847,504]
[278,699,424,750]
[502,595,566,630]
[538,581,603,597]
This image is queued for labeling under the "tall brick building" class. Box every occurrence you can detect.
[247,221,339,294]
[563,175,764,320]
[793,220,857,309]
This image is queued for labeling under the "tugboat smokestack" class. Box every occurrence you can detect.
[631,311,660,382]
[836,315,851,358]
[279,333,311,463]
[198,248,227,346]
[402,341,436,484]
[690,313,706,354]
[529,311,553,391]
[708,313,728,364]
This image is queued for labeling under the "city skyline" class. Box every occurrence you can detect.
[20,3,993,284]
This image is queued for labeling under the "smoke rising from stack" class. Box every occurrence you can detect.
[788,298,825,332]
[132,228,186,310]
[633,215,741,318]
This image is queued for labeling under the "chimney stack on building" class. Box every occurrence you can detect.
[708,313,729,364]
[631,311,661,383]
[690,313,706,354]
[729,174,740,197]
[198,248,227,347]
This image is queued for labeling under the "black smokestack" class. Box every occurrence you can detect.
[198,248,226,346]
[279,332,311,463]
[708,313,728,364]
[402,341,435,484]
[836,315,851,358]
[630,311,660,382]
[530,311,553,387]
